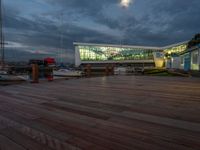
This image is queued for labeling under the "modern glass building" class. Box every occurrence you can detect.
[78,45,160,61]
[74,42,188,68]
[163,42,187,58]
[74,42,164,67]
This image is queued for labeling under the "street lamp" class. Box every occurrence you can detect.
[120,0,133,8]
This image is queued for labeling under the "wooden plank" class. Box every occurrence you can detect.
[0,115,81,150]
[0,76,200,150]
[0,135,26,150]
[121,111,200,132]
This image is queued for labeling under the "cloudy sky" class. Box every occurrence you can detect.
[2,0,200,63]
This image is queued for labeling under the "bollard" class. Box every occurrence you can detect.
[47,67,53,82]
[86,64,91,77]
[105,65,109,76]
[31,64,39,83]
[110,65,114,75]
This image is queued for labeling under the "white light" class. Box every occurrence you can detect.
[120,0,133,8]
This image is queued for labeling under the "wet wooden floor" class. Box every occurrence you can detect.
[0,76,200,150]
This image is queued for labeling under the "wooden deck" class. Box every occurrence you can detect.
[0,76,200,150]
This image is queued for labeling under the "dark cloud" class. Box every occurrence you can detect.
[2,0,200,63]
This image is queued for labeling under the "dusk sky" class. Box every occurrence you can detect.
[3,0,200,63]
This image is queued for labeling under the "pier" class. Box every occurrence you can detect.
[0,76,200,150]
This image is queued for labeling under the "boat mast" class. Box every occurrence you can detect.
[60,12,64,64]
[0,0,5,68]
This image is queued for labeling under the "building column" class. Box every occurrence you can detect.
[153,52,165,68]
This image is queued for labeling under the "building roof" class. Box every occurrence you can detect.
[73,42,162,50]
[161,41,189,49]
[73,41,189,50]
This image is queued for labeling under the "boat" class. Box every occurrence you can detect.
[0,74,26,85]
[0,70,7,75]
[53,69,83,77]
[52,13,83,78]
[114,67,127,75]
[0,70,27,85]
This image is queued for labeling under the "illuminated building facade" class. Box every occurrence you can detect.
[163,42,188,69]
[74,42,189,69]
[163,43,187,57]
[179,45,200,71]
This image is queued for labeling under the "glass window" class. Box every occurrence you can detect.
[77,45,157,61]
[164,44,187,55]
[192,51,199,64]
[180,56,184,65]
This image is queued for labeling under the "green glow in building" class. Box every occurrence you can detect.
[74,42,188,68]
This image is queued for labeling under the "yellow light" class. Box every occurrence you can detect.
[168,51,172,55]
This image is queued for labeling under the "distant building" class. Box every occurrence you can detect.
[163,42,188,69]
[179,44,200,71]
[74,42,188,69]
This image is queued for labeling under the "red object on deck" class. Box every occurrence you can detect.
[44,57,56,65]
[44,57,54,82]
[47,75,53,81]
